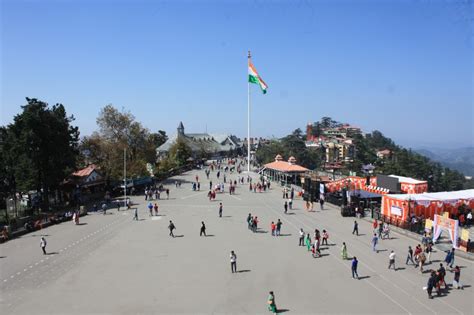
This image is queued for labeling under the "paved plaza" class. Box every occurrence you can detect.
[1,168,473,314]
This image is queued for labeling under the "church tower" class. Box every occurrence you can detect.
[177,121,185,136]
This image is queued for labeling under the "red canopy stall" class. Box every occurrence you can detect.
[382,190,474,222]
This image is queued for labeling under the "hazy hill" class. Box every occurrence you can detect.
[415,147,474,177]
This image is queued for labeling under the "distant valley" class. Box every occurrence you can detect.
[414,147,474,177]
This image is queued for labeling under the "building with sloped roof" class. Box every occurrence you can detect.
[156,122,241,159]
[261,155,309,186]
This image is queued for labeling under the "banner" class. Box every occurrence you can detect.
[390,205,402,217]
[432,214,459,248]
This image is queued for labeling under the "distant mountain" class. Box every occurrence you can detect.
[414,147,474,177]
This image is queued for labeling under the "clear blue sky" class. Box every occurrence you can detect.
[1,0,473,149]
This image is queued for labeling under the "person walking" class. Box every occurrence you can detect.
[305,233,311,251]
[438,263,447,289]
[373,219,378,234]
[351,257,359,279]
[284,201,288,214]
[453,265,463,289]
[166,188,170,199]
[352,221,359,236]
[253,216,259,232]
[133,207,138,221]
[267,291,277,314]
[445,248,455,269]
[418,252,426,273]
[414,244,422,266]
[102,203,107,215]
[388,250,396,270]
[341,242,348,260]
[154,203,159,216]
[200,221,206,236]
[371,234,378,252]
[247,213,252,230]
[230,250,237,273]
[322,230,329,245]
[168,220,176,237]
[148,202,153,216]
[40,237,47,255]
[425,243,433,263]
[276,219,282,236]
[406,246,415,265]
[427,271,437,299]
[271,222,276,236]
[299,228,305,246]
[219,203,223,218]
[378,223,383,239]
[314,229,320,242]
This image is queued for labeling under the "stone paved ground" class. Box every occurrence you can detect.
[1,167,473,314]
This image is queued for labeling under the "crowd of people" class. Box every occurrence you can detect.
[22,156,470,312]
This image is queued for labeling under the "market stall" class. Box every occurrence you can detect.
[381,189,474,222]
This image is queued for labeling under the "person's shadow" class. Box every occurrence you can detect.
[276,309,289,313]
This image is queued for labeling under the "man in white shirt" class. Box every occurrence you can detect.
[388,250,396,270]
[230,250,237,273]
[40,237,47,255]
[299,228,305,246]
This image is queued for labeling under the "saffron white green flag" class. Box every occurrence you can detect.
[248,61,268,94]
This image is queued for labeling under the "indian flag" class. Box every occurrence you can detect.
[248,61,268,94]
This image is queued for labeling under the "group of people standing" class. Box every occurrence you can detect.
[270,220,283,236]
[144,186,169,201]
[247,213,259,232]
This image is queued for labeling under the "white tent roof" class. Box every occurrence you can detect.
[387,189,474,202]
[389,175,427,184]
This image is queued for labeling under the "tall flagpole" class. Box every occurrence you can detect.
[124,148,127,208]
[247,50,251,173]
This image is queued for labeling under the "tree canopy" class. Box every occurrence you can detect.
[80,105,167,181]
[256,129,324,170]
[0,98,80,208]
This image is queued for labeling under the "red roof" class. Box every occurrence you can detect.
[264,161,309,173]
[72,165,98,177]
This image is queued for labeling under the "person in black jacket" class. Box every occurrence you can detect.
[427,271,437,299]
[200,221,206,237]
[168,221,176,237]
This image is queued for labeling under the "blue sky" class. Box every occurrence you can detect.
[1,0,472,148]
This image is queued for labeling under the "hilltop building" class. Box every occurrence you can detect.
[305,123,358,164]
[157,122,241,159]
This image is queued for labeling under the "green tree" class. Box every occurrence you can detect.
[255,129,323,170]
[81,105,167,181]
[2,98,79,209]
[169,138,192,167]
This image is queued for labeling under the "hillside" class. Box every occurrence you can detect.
[415,147,474,177]
[256,117,472,192]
